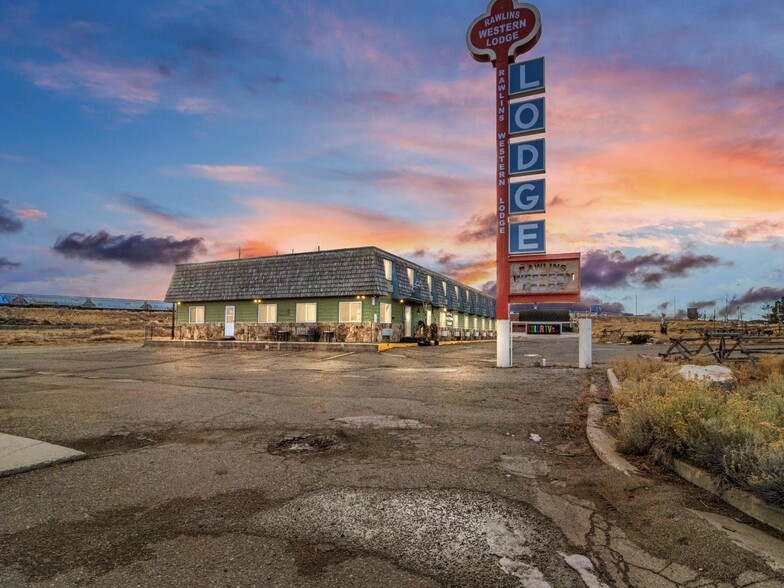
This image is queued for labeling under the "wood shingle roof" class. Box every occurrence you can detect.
[165,246,496,317]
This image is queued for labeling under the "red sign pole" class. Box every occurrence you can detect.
[495,53,511,323]
[467,0,542,367]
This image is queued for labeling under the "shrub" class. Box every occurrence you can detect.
[610,357,784,505]
[627,333,652,345]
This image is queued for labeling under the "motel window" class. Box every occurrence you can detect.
[427,275,432,291]
[188,306,205,324]
[407,267,414,284]
[464,315,469,329]
[482,318,486,330]
[258,303,277,324]
[339,301,362,323]
[442,281,447,296]
[383,259,392,281]
[439,311,446,328]
[454,285,459,299]
[296,303,317,323]
[380,302,392,324]
[426,309,432,326]
[474,316,478,329]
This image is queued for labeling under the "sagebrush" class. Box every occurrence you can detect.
[610,356,784,506]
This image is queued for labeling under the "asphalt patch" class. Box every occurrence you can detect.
[252,487,583,587]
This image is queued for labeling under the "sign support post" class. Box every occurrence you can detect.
[467,0,543,367]
[495,52,512,367]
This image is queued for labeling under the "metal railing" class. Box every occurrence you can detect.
[144,324,174,340]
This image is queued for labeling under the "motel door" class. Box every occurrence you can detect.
[404,306,413,338]
[224,306,235,337]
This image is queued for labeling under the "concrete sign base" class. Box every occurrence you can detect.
[497,319,512,367]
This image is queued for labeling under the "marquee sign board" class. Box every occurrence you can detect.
[510,254,580,295]
[508,252,581,304]
[509,179,545,215]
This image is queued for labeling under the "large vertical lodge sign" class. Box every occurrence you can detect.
[467,0,543,328]
[467,0,580,321]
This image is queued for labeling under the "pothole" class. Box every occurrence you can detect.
[266,434,347,456]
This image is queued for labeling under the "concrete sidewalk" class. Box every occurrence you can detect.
[0,433,85,477]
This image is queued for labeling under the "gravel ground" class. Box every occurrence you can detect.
[0,340,781,587]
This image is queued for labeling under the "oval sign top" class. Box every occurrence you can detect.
[467,0,541,66]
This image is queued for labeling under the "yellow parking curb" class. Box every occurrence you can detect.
[377,340,496,352]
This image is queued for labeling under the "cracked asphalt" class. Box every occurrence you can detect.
[0,340,781,587]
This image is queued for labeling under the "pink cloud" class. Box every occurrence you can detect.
[16,208,47,221]
[175,97,228,116]
[15,57,162,114]
[186,164,281,185]
[279,5,421,76]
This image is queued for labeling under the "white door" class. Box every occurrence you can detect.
[224,306,235,337]
[404,306,412,337]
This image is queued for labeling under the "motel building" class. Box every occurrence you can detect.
[165,246,497,344]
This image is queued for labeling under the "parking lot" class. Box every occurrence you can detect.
[0,341,779,587]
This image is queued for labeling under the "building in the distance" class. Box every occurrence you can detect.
[165,246,496,343]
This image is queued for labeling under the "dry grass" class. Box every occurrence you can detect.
[610,356,784,506]
[0,307,170,347]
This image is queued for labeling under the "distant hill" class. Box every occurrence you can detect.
[0,293,172,312]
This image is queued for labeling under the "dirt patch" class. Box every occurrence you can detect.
[68,432,162,457]
[288,543,356,577]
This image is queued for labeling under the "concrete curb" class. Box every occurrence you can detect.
[378,340,495,352]
[585,381,639,476]
[0,434,86,477]
[607,369,784,535]
[674,459,784,535]
[606,368,621,394]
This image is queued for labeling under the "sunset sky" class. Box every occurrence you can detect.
[1,0,782,317]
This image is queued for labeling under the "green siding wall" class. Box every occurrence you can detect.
[178,296,406,325]
[176,295,494,327]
